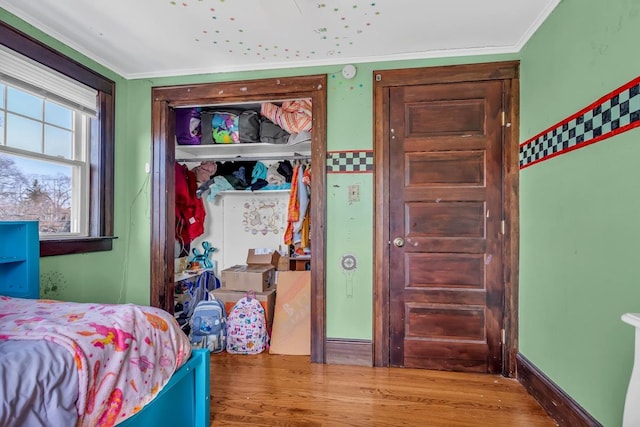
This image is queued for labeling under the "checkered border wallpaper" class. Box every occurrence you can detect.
[520,76,640,169]
[326,150,374,173]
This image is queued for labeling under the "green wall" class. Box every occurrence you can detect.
[519,0,640,425]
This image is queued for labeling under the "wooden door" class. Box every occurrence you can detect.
[388,79,505,373]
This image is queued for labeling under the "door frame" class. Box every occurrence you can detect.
[150,75,328,363]
[372,61,520,375]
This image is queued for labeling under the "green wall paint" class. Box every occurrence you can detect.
[120,80,153,305]
[326,70,371,151]
[519,0,640,425]
[326,173,373,339]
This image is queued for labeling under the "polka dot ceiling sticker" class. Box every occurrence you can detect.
[167,0,382,65]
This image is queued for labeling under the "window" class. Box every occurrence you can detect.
[0,22,115,256]
[0,83,91,236]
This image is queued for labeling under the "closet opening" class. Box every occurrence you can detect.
[150,75,327,363]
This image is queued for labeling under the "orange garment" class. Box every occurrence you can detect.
[300,209,310,249]
[302,165,311,187]
[284,164,301,246]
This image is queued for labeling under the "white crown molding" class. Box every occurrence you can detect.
[514,0,562,51]
[125,45,520,80]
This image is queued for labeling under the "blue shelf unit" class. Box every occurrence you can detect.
[0,221,40,299]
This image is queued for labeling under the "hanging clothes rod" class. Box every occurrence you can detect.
[176,153,311,162]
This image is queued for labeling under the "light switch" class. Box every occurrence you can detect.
[348,184,360,203]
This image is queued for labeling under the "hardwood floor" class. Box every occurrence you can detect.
[209,353,558,426]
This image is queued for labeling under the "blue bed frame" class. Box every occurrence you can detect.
[0,221,210,427]
[119,348,210,427]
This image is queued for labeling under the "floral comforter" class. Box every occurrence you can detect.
[0,296,191,426]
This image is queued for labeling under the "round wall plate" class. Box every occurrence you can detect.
[342,64,357,80]
[340,254,357,271]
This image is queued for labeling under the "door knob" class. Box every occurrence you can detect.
[393,237,405,247]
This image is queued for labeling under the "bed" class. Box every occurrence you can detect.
[0,282,210,426]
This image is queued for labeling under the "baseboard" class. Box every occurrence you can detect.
[516,353,602,427]
[325,339,373,366]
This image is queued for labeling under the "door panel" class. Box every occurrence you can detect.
[407,99,485,136]
[407,151,485,185]
[407,253,485,289]
[389,80,504,373]
[406,202,485,237]
[405,304,485,341]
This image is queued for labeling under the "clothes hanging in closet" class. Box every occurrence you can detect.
[284,163,311,251]
[194,160,293,200]
[175,163,206,257]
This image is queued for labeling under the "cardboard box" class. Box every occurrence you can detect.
[246,248,280,267]
[210,288,276,330]
[221,264,274,292]
[289,255,311,271]
[221,248,280,292]
[276,255,290,271]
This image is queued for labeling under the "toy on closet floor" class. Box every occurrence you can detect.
[188,241,217,271]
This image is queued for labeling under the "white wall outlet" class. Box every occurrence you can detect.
[144,162,150,174]
[348,184,360,203]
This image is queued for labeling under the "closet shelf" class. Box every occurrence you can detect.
[218,189,291,195]
[176,141,311,162]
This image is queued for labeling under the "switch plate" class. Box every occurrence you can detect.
[348,184,360,203]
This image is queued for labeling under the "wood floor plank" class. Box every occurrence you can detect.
[209,353,557,426]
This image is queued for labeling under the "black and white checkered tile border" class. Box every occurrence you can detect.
[520,76,640,169]
[326,150,374,173]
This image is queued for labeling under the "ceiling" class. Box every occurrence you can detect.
[1,0,560,79]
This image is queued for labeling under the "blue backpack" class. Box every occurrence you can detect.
[189,296,227,353]
[178,270,219,322]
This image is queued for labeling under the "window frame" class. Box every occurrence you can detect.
[0,21,115,256]
[1,85,91,236]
